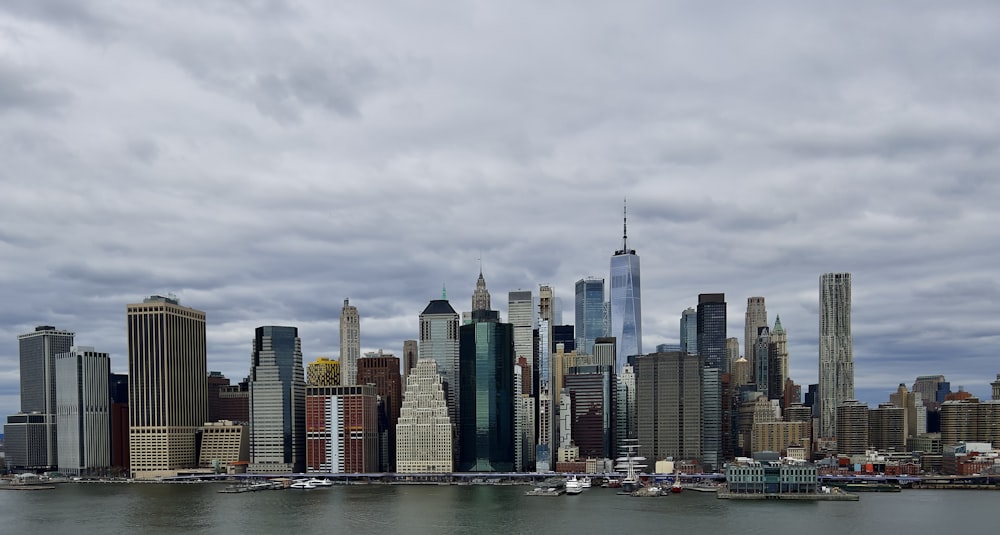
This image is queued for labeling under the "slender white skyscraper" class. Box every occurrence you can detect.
[340,298,360,386]
[610,204,642,370]
[55,346,110,476]
[819,273,853,439]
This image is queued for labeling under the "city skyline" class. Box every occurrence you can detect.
[3,2,1000,421]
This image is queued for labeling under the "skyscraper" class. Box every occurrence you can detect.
[357,353,402,472]
[127,295,208,479]
[340,298,360,386]
[697,294,727,371]
[15,325,74,470]
[819,272,853,439]
[744,297,767,381]
[305,384,379,473]
[402,339,418,380]
[697,293,726,471]
[249,326,306,473]
[458,312,515,472]
[726,337,740,373]
[768,317,789,401]
[472,269,491,312]
[509,290,534,369]
[680,308,697,355]
[395,359,453,473]
[419,297,460,433]
[636,352,703,464]
[55,346,110,476]
[575,277,608,356]
[610,206,642,369]
[306,357,341,387]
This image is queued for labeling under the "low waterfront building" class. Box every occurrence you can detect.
[198,420,248,470]
[725,457,819,494]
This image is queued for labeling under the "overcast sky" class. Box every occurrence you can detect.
[2,1,999,420]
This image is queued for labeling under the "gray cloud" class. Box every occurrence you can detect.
[1,2,999,417]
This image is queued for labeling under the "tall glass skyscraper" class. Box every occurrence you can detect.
[610,207,641,370]
[679,308,697,355]
[458,315,515,472]
[575,277,608,356]
[249,325,306,473]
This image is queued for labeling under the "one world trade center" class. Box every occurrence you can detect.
[610,204,641,371]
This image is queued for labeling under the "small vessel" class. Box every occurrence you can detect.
[565,475,583,495]
[670,469,683,494]
[290,479,316,489]
[307,478,333,487]
[580,476,592,489]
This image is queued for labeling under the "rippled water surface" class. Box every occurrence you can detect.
[1,483,995,534]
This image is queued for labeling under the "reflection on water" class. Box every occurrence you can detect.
[1,483,995,535]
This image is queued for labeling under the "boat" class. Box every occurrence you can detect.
[290,479,316,489]
[580,476,592,489]
[565,475,583,495]
[307,478,333,487]
[670,469,683,493]
[616,440,646,493]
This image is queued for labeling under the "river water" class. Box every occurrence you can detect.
[0,483,994,534]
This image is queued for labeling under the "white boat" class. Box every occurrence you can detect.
[290,479,316,489]
[580,476,592,489]
[307,478,333,487]
[565,475,583,495]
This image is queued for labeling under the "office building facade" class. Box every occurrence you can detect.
[744,297,767,382]
[16,325,75,470]
[127,295,208,479]
[636,352,703,464]
[305,385,379,473]
[55,346,111,476]
[249,326,306,473]
[419,298,460,432]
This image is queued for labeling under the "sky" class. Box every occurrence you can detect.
[2,1,999,420]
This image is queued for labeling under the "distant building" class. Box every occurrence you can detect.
[55,347,111,476]
[509,289,535,368]
[357,352,402,472]
[835,400,869,456]
[768,317,789,401]
[3,413,49,471]
[912,375,947,408]
[419,297,460,447]
[198,421,248,470]
[564,365,616,460]
[680,308,697,356]
[819,273,853,438]
[869,403,905,452]
[127,296,208,479]
[615,362,636,456]
[249,326,306,474]
[725,458,818,494]
[307,358,341,387]
[396,359,453,473]
[889,384,927,439]
[575,278,608,356]
[992,374,1000,401]
[14,326,75,470]
[636,352,702,465]
[208,372,249,423]
[306,385,379,473]
[697,293,726,472]
[726,337,740,375]
[610,206,642,369]
[940,398,1000,446]
[402,340,418,380]
[744,297,767,383]
[340,299,360,386]
[109,373,129,473]
[751,421,810,456]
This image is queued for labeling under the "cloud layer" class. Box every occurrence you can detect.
[2,1,999,418]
